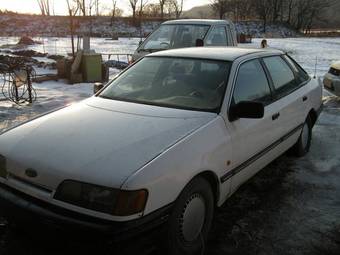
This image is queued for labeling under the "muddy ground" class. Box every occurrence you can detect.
[0,97,339,255]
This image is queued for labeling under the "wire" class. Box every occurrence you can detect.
[0,64,37,105]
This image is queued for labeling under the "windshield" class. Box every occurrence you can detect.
[142,24,210,51]
[99,57,231,112]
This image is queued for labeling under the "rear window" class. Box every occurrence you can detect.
[283,55,310,83]
[329,67,340,76]
[263,56,296,91]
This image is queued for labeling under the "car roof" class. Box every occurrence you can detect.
[148,47,284,62]
[162,19,233,26]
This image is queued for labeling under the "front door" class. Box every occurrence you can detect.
[224,58,283,192]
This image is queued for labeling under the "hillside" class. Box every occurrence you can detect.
[182,5,215,19]
[0,13,297,38]
[184,3,340,29]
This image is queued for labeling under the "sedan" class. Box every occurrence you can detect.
[323,61,340,95]
[0,47,323,255]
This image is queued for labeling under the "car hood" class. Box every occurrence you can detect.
[0,97,215,190]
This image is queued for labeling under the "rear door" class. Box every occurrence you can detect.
[224,58,283,192]
[261,55,311,142]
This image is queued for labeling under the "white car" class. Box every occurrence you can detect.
[0,48,322,254]
[323,61,340,95]
[132,19,238,61]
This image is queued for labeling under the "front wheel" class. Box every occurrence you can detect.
[164,177,214,255]
[291,115,312,157]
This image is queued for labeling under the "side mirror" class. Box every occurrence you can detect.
[229,101,264,121]
[94,82,104,94]
[196,39,204,47]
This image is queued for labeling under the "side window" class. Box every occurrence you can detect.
[283,55,310,84]
[233,59,272,104]
[206,26,228,46]
[263,56,297,95]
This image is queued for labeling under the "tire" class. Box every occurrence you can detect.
[291,115,312,157]
[164,177,214,255]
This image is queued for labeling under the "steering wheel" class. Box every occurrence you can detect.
[160,42,170,49]
[189,90,204,98]
[162,76,174,87]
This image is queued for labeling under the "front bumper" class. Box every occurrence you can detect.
[0,183,172,240]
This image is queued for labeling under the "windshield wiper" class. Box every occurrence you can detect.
[138,49,154,53]
[139,48,165,53]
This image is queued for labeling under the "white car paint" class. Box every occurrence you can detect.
[0,48,322,222]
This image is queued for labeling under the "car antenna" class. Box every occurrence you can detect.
[313,56,318,79]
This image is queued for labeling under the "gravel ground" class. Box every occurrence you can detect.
[0,96,339,255]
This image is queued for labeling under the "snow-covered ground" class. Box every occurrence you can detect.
[250,37,340,76]
[0,37,140,58]
[0,37,340,133]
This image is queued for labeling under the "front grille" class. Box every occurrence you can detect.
[329,67,340,76]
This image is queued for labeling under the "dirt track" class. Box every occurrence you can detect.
[0,97,339,255]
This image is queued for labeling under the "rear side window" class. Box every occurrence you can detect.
[206,26,228,46]
[263,56,296,91]
[233,59,272,104]
[283,55,310,83]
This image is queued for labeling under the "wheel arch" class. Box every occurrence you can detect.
[308,108,318,127]
[191,170,220,206]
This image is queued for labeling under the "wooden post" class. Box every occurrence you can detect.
[26,68,33,104]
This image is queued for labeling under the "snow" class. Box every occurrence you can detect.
[247,37,340,76]
[1,36,340,133]
[0,37,140,57]
[0,81,94,132]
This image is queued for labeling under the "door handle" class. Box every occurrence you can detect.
[303,96,308,102]
[272,112,280,121]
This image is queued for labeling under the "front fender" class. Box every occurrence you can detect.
[121,117,233,216]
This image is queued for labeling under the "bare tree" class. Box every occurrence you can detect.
[285,0,295,24]
[37,0,51,16]
[66,0,80,58]
[95,0,100,16]
[110,0,123,24]
[253,0,272,32]
[75,0,97,16]
[171,0,184,19]
[211,0,229,19]
[77,0,86,16]
[129,0,138,22]
[143,3,161,17]
[165,0,173,18]
[111,0,117,22]
[138,0,149,18]
[159,0,167,19]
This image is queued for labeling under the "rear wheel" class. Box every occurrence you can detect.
[164,177,214,255]
[291,115,312,157]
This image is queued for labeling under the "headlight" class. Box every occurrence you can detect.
[0,154,7,178]
[54,180,148,216]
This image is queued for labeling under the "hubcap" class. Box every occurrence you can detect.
[301,122,309,149]
[180,193,206,242]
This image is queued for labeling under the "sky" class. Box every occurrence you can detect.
[0,0,211,15]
